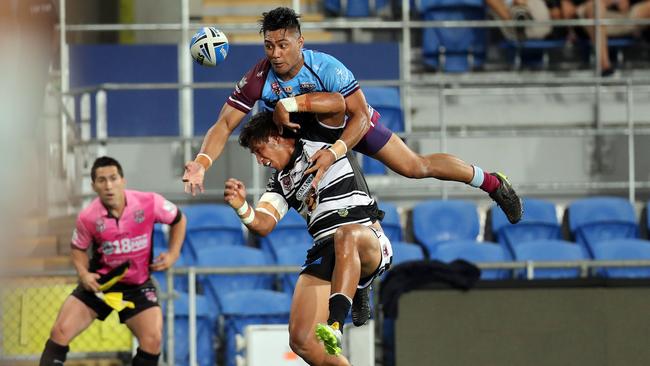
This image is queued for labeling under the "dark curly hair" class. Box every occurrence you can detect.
[239,111,298,150]
[259,7,301,35]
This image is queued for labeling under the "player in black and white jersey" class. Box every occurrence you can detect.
[223,93,392,365]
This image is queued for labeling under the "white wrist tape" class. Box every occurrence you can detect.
[279,97,298,112]
[335,139,348,154]
[327,147,340,160]
[241,208,255,225]
[236,201,249,216]
[196,153,213,166]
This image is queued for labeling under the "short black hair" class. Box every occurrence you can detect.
[91,156,123,182]
[259,7,301,35]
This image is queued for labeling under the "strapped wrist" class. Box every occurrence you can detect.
[195,153,212,170]
[279,97,298,113]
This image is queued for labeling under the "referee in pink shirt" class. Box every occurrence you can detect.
[39,156,187,366]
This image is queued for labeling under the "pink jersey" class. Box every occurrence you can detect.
[71,189,179,285]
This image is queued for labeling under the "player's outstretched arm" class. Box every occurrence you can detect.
[224,178,278,236]
[273,92,346,132]
[183,104,247,196]
[303,90,370,188]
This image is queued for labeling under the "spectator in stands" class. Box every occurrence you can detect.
[39,156,187,366]
[225,96,393,364]
[492,0,557,41]
[562,0,650,75]
[182,7,522,223]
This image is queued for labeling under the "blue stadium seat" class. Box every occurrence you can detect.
[258,209,311,262]
[642,201,650,239]
[153,223,166,250]
[194,245,272,315]
[421,0,487,72]
[512,239,586,279]
[274,243,310,295]
[501,39,567,70]
[412,200,479,255]
[431,240,510,279]
[389,241,425,265]
[589,239,650,278]
[362,155,387,175]
[379,202,402,242]
[220,290,292,366]
[567,197,638,257]
[491,198,561,257]
[152,252,191,293]
[364,86,404,132]
[162,292,215,366]
[183,204,246,260]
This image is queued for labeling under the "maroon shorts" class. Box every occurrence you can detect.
[352,113,393,156]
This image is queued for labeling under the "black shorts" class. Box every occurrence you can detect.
[71,279,159,323]
[300,227,393,288]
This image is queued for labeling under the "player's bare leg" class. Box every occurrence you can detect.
[372,134,523,223]
[126,306,163,366]
[40,296,97,365]
[289,275,351,366]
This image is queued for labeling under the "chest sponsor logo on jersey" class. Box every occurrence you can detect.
[101,234,149,255]
[300,82,316,93]
[134,209,145,224]
[283,85,293,94]
[271,82,282,95]
[95,218,105,233]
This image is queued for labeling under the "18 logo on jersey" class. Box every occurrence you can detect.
[101,234,149,255]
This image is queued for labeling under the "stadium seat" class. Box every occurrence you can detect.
[412,199,480,256]
[430,240,510,279]
[153,223,166,250]
[490,198,561,257]
[389,241,425,265]
[152,252,191,293]
[512,239,586,279]
[273,243,310,295]
[641,201,649,239]
[589,239,650,278]
[162,292,215,366]
[220,290,292,366]
[364,86,404,132]
[501,39,567,70]
[567,197,638,257]
[183,204,246,260]
[362,155,387,175]
[258,209,311,262]
[421,0,487,72]
[194,245,272,315]
[380,202,403,242]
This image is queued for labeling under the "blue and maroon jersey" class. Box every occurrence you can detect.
[227,49,379,119]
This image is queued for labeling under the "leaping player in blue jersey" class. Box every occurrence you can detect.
[182,5,522,332]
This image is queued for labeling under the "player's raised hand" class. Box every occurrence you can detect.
[182,161,205,196]
[305,149,336,189]
[224,178,247,210]
[80,272,101,292]
[273,101,301,134]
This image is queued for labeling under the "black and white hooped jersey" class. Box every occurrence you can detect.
[263,118,382,241]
